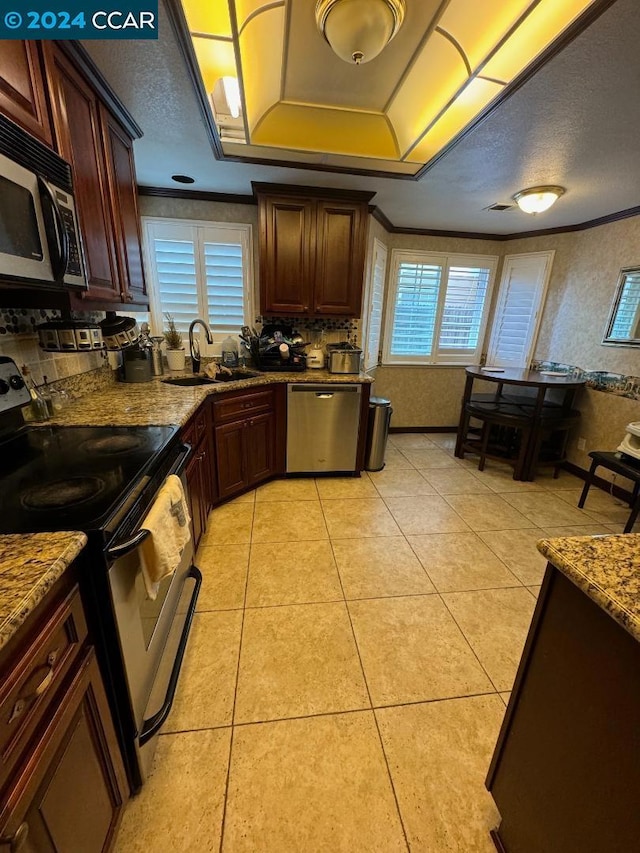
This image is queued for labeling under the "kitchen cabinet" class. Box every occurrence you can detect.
[182,406,215,550]
[0,41,53,146]
[254,184,372,318]
[212,388,278,501]
[0,580,128,853]
[42,44,147,308]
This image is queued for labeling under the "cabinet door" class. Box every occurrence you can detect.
[314,201,367,316]
[0,648,127,853]
[43,45,120,303]
[0,41,53,146]
[259,197,314,315]
[245,412,275,486]
[215,421,246,500]
[185,450,204,550]
[99,105,147,305]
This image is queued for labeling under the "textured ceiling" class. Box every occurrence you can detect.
[82,0,640,234]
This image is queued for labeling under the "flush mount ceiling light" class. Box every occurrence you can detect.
[513,186,565,214]
[176,0,605,176]
[315,0,406,65]
[171,174,195,184]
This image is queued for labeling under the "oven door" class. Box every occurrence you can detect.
[106,454,201,781]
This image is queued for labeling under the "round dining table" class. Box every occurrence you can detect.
[455,366,587,480]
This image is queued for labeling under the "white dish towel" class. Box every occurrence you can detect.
[140,474,191,600]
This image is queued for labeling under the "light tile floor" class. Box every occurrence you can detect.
[115,434,629,852]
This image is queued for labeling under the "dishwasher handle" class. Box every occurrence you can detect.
[315,392,334,398]
[288,384,361,394]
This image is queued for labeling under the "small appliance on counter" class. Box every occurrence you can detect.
[121,346,152,383]
[617,422,640,462]
[307,333,326,369]
[327,342,362,374]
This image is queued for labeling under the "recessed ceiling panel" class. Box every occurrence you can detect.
[282,0,443,112]
[238,7,285,132]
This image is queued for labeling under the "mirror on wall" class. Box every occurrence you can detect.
[603,266,640,347]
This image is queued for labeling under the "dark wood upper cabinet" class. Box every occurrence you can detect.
[314,200,368,315]
[0,41,53,146]
[100,105,147,303]
[43,44,121,303]
[254,184,372,318]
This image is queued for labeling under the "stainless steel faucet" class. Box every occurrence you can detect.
[188,318,214,374]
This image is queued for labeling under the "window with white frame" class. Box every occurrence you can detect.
[142,217,253,351]
[383,251,498,364]
[362,237,388,371]
[487,251,554,367]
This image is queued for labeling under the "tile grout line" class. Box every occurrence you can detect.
[217,495,256,853]
[320,499,411,853]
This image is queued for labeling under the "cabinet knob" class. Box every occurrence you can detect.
[0,822,29,852]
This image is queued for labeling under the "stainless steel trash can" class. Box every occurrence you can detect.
[365,396,392,471]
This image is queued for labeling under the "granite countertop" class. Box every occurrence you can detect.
[0,532,87,652]
[537,534,640,642]
[42,368,374,428]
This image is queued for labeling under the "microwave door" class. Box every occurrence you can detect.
[0,153,55,283]
[38,177,69,283]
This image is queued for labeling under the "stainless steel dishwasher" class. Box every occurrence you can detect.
[287,383,362,473]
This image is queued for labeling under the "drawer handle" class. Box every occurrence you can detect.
[0,821,29,852]
[7,650,59,724]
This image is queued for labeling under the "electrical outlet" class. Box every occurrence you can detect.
[577,437,586,451]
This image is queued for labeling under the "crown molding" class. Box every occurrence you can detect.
[138,187,640,241]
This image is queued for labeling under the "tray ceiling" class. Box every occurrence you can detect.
[178,0,604,176]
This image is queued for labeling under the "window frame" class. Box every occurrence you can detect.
[141,216,254,353]
[382,249,499,366]
[362,236,388,372]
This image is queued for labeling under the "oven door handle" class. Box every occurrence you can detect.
[106,528,151,560]
[169,442,192,477]
[139,565,202,747]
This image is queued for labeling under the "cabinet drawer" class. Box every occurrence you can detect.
[213,390,274,424]
[0,586,87,791]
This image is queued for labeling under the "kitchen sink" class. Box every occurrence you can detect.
[162,370,260,387]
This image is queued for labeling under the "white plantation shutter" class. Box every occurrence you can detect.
[390,260,442,357]
[610,271,640,340]
[143,218,253,348]
[363,238,387,370]
[204,241,246,333]
[488,251,554,367]
[384,251,497,364]
[438,266,491,353]
[153,238,198,335]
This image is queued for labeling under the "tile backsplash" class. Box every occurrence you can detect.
[0,308,107,387]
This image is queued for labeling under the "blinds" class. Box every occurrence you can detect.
[439,266,491,352]
[205,242,245,333]
[488,253,553,367]
[364,239,387,370]
[610,272,640,339]
[390,262,442,356]
[153,238,198,335]
[144,219,251,344]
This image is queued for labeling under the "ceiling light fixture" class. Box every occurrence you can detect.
[222,76,241,119]
[513,186,565,214]
[171,174,195,184]
[315,0,405,65]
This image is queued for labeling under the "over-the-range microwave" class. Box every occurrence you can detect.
[0,114,87,290]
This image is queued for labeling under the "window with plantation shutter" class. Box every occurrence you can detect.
[142,217,253,349]
[609,270,640,341]
[383,251,498,365]
[487,251,554,367]
[363,238,387,371]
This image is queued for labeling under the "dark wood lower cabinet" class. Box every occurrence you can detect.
[185,448,205,550]
[215,412,276,499]
[0,647,127,853]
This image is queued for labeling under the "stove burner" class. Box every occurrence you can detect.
[80,435,145,455]
[22,477,106,510]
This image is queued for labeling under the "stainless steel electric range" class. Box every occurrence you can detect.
[0,357,201,793]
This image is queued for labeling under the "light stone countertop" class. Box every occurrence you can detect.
[0,532,87,652]
[41,369,374,428]
[537,534,640,642]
